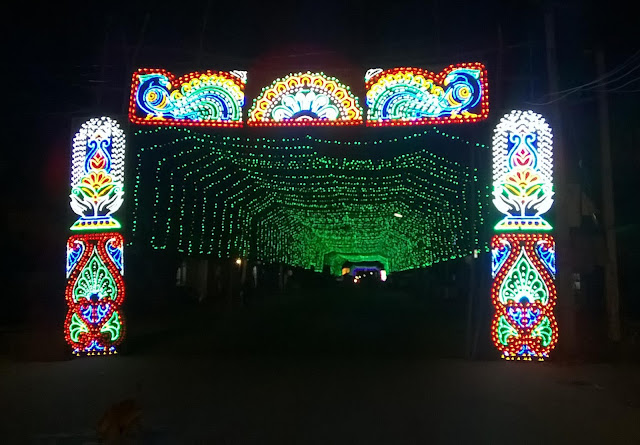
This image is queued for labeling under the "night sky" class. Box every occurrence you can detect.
[4,1,640,321]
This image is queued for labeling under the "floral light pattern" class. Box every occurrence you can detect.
[492,111,554,231]
[64,233,125,356]
[491,233,558,360]
[69,117,125,231]
[130,69,245,127]
[365,63,489,126]
[248,72,362,126]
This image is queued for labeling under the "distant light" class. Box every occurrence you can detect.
[473,249,479,259]
[235,258,242,265]
[393,212,403,218]
[380,270,387,281]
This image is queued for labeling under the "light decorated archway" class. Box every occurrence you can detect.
[64,62,558,360]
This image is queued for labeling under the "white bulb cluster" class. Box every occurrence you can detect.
[71,117,126,187]
[492,110,553,186]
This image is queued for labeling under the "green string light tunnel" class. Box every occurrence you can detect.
[130,127,492,274]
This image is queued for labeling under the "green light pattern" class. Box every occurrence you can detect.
[72,252,118,303]
[100,311,122,341]
[499,250,549,305]
[531,316,552,347]
[497,315,519,345]
[69,313,89,342]
[131,127,491,273]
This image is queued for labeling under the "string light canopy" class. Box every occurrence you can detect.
[130,127,490,273]
[129,69,246,127]
[365,63,489,126]
[247,72,363,126]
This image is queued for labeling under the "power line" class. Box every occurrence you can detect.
[527,49,640,105]
[544,49,640,97]
[595,75,640,92]
[591,62,640,90]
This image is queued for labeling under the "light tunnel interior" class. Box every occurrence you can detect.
[130,126,491,274]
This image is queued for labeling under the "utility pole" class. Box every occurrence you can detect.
[596,48,622,342]
[496,25,504,112]
[465,135,477,359]
[96,16,112,108]
[197,0,212,67]
[544,10,576,356]
[122,13,150,115]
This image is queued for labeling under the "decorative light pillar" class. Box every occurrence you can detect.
[64,117,126,356]
[490,110,558,360]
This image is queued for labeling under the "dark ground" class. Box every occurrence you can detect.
[2,286,640,444]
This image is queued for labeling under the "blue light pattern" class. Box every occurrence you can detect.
[491,240,511,278]
[507,132,538,170]
[66,240,85,278]
[507,306,541,329]
[368,68,483,120]
[106,238,124,274]
[81,303,111,324]
[136,73,244,122]
[535,241,556,277]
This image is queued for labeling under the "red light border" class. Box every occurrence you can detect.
[365,62,489,127]
[490,233,558,359]
[64,232,126,355]
[128,68,246,128]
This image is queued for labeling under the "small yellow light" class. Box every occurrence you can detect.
[235,258,242,265]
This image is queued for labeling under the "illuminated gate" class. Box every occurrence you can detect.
[63,62,557,360]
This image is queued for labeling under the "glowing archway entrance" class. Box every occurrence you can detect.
[63,64,557,361]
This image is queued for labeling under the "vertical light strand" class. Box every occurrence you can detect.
[65,117,126,356]
[490,111,558,361]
